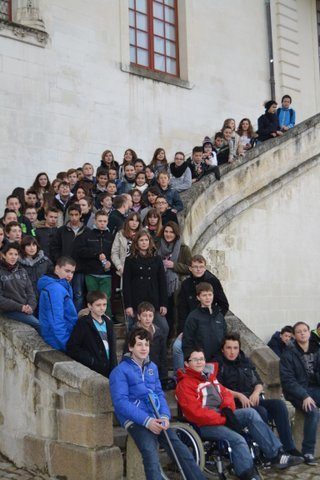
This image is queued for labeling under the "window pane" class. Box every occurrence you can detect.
[154,36,165,54]
[153,1,164,19]
[166,40,176,57]
[137,30,148,48]
[136,0,147,13]
[165,23,175,40]
[129,0,135,9]
[137,48,149,66]
[164,0,174,6]
[154,53,166,71]
[130,46,136,63]
[136,12,148,30]
[130,27,136,45]
[129,10,135,27]
[166,58,177,75]
[164,6,174,23]
[153,18,164,36]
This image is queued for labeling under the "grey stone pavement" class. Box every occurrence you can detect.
[1,452,320,479]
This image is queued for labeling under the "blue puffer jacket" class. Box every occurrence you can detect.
[109,355,170,429]
[37,275,78,351]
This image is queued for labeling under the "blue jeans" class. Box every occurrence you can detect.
[172,334,184,374]
[290,386,320,455]
[199,408,281,477]
[5,311,40,333]
[71,272,86,313]
[254,398,295,452]
[128,423,206,480]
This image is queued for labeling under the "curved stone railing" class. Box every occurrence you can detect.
[179,113,320,252]
[0,317,122,480]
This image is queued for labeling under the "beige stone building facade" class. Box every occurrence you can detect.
[0,0,319,206]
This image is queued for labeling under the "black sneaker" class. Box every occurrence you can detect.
[303,454,318,466]
[271,453,304,469]
[287,448,303,457]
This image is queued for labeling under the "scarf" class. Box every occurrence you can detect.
[170,161,188,178]
[0,259,17,272]
[158,238,181,296]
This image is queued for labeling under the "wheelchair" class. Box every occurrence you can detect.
[161,421,266,479]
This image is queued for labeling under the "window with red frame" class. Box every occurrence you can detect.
[317,0,320,67]
[129,0,179,77]
[0,0,11,21]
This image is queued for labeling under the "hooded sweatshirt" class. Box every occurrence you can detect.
[37,274,77,350]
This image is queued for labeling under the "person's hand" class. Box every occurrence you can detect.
[302,396,317,412]
[22,305,32,314]
[103,260,111,270]
[237,393,251,408]
[147,418,166,435]
[282,126,289,131]
[117,266,123,276]
[276,131,284,136]
[161,418,170,430]
[163,259,174,269]
[249,391,260,406]
[125,307,134,317]
[159,306,167,316]
[271,132,277,137]
[99,253,106,261]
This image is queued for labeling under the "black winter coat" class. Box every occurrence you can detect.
[177,270,229,333]
[108,210,126,236]
[76,228,113,275]
[182,305,227,362]
[215,351,262,402]
[161,208,178,226]
[123,254,168,311]
[36,226,58,260]
[50,223,89,264]
[257,112,280,141]
[66,314,117,377]
[280,342,320,406]
[123,325,167,379]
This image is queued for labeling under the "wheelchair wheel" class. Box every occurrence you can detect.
[170,422,205,470]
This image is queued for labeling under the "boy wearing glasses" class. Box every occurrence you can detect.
[176,349,303,480]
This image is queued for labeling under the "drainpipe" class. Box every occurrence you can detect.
[265,0,276,99]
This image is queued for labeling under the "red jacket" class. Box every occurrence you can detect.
[175,363,235,427]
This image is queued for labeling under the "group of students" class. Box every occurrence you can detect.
[0,99,308,480]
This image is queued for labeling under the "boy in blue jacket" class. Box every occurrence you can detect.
[38,256,77,351]
[109,328,206,480]
[277,95,296,131]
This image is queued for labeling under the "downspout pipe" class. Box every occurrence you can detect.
[265,0,276,99]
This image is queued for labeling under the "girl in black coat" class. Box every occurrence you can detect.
[123,230,169,338]
[257,100,284,142]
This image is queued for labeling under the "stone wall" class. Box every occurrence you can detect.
[0,317,122,480]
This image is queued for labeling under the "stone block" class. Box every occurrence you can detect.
[52,360,97,389]
[126,434,146,480]
[49,442,123,480]
[34,350,72,375]
[293,408,320,457]
[63,388,111,414]
[80,373,113,410]
[22,435,47,471]
[250,346,280,386]
[11,330,50,362]
[57,410,113,448]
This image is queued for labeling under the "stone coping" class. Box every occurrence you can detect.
[0,316,112,408]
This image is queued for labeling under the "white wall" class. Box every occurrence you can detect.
[203,163,320,341]
[0,0,318,208]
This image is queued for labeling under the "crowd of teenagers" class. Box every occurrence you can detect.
[2,98,319,480]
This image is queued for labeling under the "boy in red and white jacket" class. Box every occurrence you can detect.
[175,349,303,480]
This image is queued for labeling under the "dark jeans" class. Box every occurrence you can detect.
[5,311,40,333]
[71,272,86,313]
[128,423,206,480]
[199,408,281,477]
[254,398,295,452]
[290,386,320,455]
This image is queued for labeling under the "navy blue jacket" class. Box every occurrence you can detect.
[280,341,320,405]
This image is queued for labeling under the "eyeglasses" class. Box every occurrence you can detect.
[188,357,205,363]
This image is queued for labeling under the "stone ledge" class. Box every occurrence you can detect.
[0,19,48,47]
[121,63,193,89]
